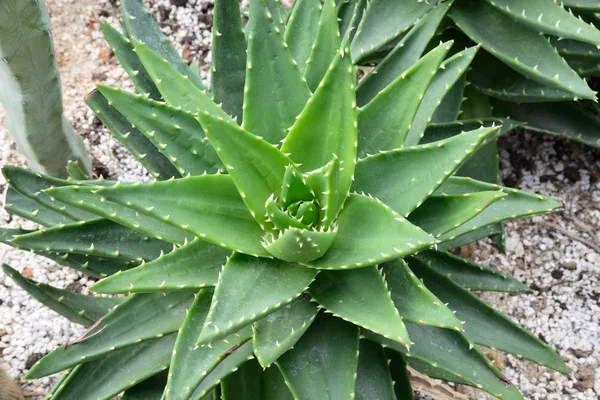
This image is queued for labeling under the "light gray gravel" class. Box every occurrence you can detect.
[0,0,598,399]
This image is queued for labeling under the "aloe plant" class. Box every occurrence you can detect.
[0,0,90,178]
[1,0,569,399]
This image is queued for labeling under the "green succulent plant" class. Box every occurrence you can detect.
[0,0,570,399]
[0,0,91,178]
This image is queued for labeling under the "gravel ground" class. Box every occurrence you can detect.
[0,0,598,399]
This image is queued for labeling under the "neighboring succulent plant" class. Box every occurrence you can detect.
[0,0,569,399]
[0,0,91,178]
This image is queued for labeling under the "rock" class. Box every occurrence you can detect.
[20,268,33,279]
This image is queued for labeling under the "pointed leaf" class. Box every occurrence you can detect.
[364,325,524,400]
[212,0,247,122]
[166,289,253,399]
[310,267,410,347]
[86,90,180,180]
[96,175,269,257]
[51,335,175,400]
[190,341,255,400]
[385,350,414,400]
[355,340,396,400]
[92,238,229,294]
[284,0,322,72]
[303,0,340,91]
[358,42,450,154]
[131,39,229,117]
[408,257,568,373]
[551,36,600,60]
[416,250,531,293]
[381,259,461,330]
[26,292,194,378]
[436,177,562,242]
[307,194,435,270]
[492,99,600,148]
[253,296,319,368]
[468,50,576,103]
[277,313,359,400]
[449,0,595,99]
[197,110,295,229]
[263,227,337,263]
[354,125,500,217]
[350,0,441,62]
[12,219,172,262]
[281,43,357,219]
[404,46,479,146]
[563,0,600,10]
[243,0,311,144]
[221,360,294,400]
[197,253,317,345]
[486,0,600,46]
[2,264,123,327]
[45,184,193,245]
[4,186,74,227]
[438,224,504,251]
[356,1,452,106]
[98,85,223,176]
[408,191,507,237]
[121,0,205,89]
[100,22,161,100]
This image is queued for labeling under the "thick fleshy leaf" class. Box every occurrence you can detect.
[381,259,461,330]
[121,0,205,89]
[2,166,99,221]
[166,289,253,399]
[306,194,435,270]
[51,335,175,400]
[350,0,441,62]
[131,39,229,118]
[449,0,595,100]
[385,350,414,400]
[408,257,568,373]
[284,0,322,72]
[468,50,576,103]
[190,342,255,400]
[243,0,311,144]
[365,325,524,400]
[303,0,340,91]
[551,37,600,60]
[438,224,504,251]
[281,42,357,220]
[92,238,229,294]
[4,186,74,227]
[95,175,269,257]
[354,125,500,217]
[100,22,161,100]
[2,264,123,327]
[404,46,479,146]
[436,177,562,242]
[263,227,337,263]
[197,253,317,345]
[45,185,193,245]
[357,42,451,154]
[196,110,295,229]
[486,0,600,45]
[98,85,223,176]
[408,191,507,237]
[122,372,168,400]
[356,1,452,106]
[563,0,600,10]
[221,359,294,400]
[212,0,247,122]
[12,219,172,262]
[310,266,410,346]
[0,228,138,278]
[26,291,194,378]
[492,99,600,148]
[253,296,319,368]
[86,90,180,180]
[416,250,531,293]
[355,340,396,400]
[277,313,359,400]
